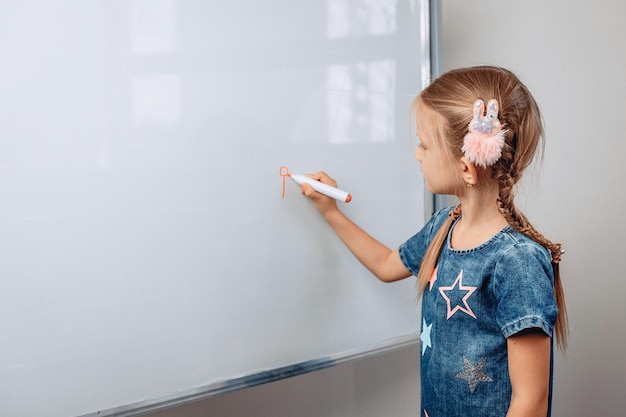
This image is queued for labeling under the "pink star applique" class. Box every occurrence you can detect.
[438,269,477,319]
[429,266,438,290]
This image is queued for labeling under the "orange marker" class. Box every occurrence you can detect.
[280,166,351,203]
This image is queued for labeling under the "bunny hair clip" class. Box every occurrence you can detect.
[461,99,507,168]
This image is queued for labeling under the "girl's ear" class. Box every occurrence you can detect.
[459,156,478,186]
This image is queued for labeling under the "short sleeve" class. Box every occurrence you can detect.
[493,243,558,338]
[398,207,452,277]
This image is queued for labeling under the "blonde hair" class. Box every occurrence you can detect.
[415,66,568,350]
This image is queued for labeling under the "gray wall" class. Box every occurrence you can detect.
[189,2,626,417]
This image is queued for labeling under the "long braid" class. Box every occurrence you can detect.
[495,167,568,350]
[493,101,569,350]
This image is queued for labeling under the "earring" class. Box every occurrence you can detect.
[465,182,474,188]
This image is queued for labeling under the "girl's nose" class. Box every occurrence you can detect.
[414,147,422,163]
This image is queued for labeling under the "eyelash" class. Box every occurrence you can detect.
[418,142,427,151]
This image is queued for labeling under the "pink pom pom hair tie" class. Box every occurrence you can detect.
[461,99,507,168]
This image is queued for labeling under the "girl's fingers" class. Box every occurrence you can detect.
[306,171,338,187]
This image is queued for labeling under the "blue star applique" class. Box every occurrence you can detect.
[420,318,432,355]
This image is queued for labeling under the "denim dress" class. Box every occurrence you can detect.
[399,207,558,417]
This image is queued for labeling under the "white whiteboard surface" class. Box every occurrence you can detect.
[0,1,428,416]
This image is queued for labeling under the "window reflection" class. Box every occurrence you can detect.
[130,0,180,127]
[329,60,396,144]
[132,0,177,54]
[326,0,397,37]
[126,0,410,147]
[325,1,398,144]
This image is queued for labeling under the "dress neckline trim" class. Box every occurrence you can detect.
[446,215,513,254]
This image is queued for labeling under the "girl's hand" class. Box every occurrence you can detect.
[301,171,339,216]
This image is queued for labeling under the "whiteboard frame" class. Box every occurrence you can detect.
[80,335,419,417]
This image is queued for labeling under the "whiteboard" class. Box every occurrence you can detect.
[0,1,430,416]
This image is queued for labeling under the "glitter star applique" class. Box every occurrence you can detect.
[429,266,438,290]
[438,269,477,319]
[455,356,493,393]
[420,318,432,356]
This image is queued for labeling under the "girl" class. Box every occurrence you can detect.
[300,66,567,417]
